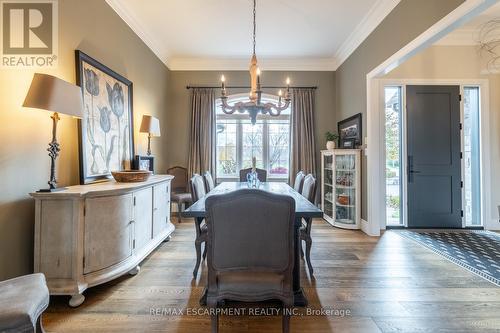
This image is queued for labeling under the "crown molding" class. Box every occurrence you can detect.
[434,28,478,46]
[105,0,170,66]
[334,0,401,68]
[167,57,337,71]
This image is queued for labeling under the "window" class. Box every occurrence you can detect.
[215,94,291,181]
[384,86,403,226]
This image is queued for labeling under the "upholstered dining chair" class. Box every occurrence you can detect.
[300,174,317,276]
[239,168,267,182]
[189,174,208,278]
[205,189,295,333]
[167,166,192,223]
[203,171,215,192]
[293,171,305,193]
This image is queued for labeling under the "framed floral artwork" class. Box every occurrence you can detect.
[75,50,134,184]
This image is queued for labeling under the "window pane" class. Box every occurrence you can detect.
[463,87,481,226]
[216,120,237,176]
[268,121,290,177]
[384,86,402,226]
[241,121,263,169]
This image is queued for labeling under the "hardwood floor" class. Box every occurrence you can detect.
[43,220,500,332]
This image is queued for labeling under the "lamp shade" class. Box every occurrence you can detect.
[139,115,161,136]
[23,73,84,118]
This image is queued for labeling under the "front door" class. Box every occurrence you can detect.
[406,85,462,228]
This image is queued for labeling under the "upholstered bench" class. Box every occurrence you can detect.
[0,273,49,333]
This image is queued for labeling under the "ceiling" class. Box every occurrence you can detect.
[435,1,500,46]
[106,0,401,71]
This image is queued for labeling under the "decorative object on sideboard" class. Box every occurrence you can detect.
[23,73,84,192]
[75,50,134,185]
[325,131,339,150]
[338,113,362,148]
[111,170,151,183]
[134,155,155,173]
[341,138,356,149]
[219,0,291,125]
[139,115,161,156]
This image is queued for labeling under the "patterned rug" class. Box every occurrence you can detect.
[397,230,500,287]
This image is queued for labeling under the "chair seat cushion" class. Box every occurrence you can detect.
[217,271,284,295]
[0,273,49,332]
[171,192,192,203]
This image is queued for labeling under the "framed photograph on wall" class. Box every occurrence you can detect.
[134,155,154,173]
[338,113,362,148]
[76,50,134,184]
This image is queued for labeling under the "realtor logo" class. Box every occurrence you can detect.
[1,0,58,67]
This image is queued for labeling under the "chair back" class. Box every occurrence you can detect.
[203,171,215,192]
[167,166,188,193]
[293,171,305,193]
[239,168,267,182]
[190,174,207,202]
[205,189,295,274]
[301,174,317,204]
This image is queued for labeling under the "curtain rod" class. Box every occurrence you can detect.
[186,85,317,90]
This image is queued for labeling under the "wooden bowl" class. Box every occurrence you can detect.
[111,170,151,183]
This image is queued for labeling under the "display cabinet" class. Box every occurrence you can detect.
[321,149,361,229]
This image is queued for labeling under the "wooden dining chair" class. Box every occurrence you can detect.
[203,171,215,192]
[300,174,317,276]
[239,168,267,182]
[293,171,305,193]
[205,189,295,333]
[189,174,208,278]
[167,166,192,223]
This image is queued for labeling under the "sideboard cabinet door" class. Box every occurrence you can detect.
[84,193,133,274]
[153,182,169,237]
[133,187,153,250]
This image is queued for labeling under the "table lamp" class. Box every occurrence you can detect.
[23,73,84,192]
[139,115,161,156]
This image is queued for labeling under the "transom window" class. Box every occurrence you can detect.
[215,94,291,182]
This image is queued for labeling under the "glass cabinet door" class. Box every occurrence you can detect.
[334,154,356,225]
[323,154,334,220]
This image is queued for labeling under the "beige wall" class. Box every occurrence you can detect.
[0,0,170,280]
[336,0,465,219]
[167,71,336,177]
[385,45,500,227]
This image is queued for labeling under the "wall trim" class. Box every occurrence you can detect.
[365,0,498,236]
[105,0,170,65]
[335,0,401,68]
[167,57,337,71]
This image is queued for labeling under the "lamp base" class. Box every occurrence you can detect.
[37,187,67,193]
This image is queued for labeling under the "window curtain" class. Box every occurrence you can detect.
[290,88,316,184]
[188,88,215,178]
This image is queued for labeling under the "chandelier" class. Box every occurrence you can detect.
[220,0,291,125]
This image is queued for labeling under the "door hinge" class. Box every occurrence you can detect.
[133,197,136,206]
[460,152,463,159]
[133,239,136,249]
[459,123,463,130]
[461,181,464,188]
[459,94,462,102]
[461,210,464,217]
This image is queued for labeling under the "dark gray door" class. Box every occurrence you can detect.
[406,85,462,228]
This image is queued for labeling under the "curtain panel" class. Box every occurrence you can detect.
[290,88,316,184]
[188,88,215,178]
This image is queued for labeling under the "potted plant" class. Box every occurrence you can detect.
[325,131,339,150]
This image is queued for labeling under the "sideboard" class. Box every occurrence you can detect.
[30,175,174,307]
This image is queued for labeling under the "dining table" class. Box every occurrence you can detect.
[183,181,324,306]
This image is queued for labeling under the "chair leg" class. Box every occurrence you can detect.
[177,202,183,223]
[300,241,304,259]
[211,313,219,333]
[36,316,45,333]
[202,242,207,260]
[305,239,313,276]
[193,241,202,278]
[282,313,290,333]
